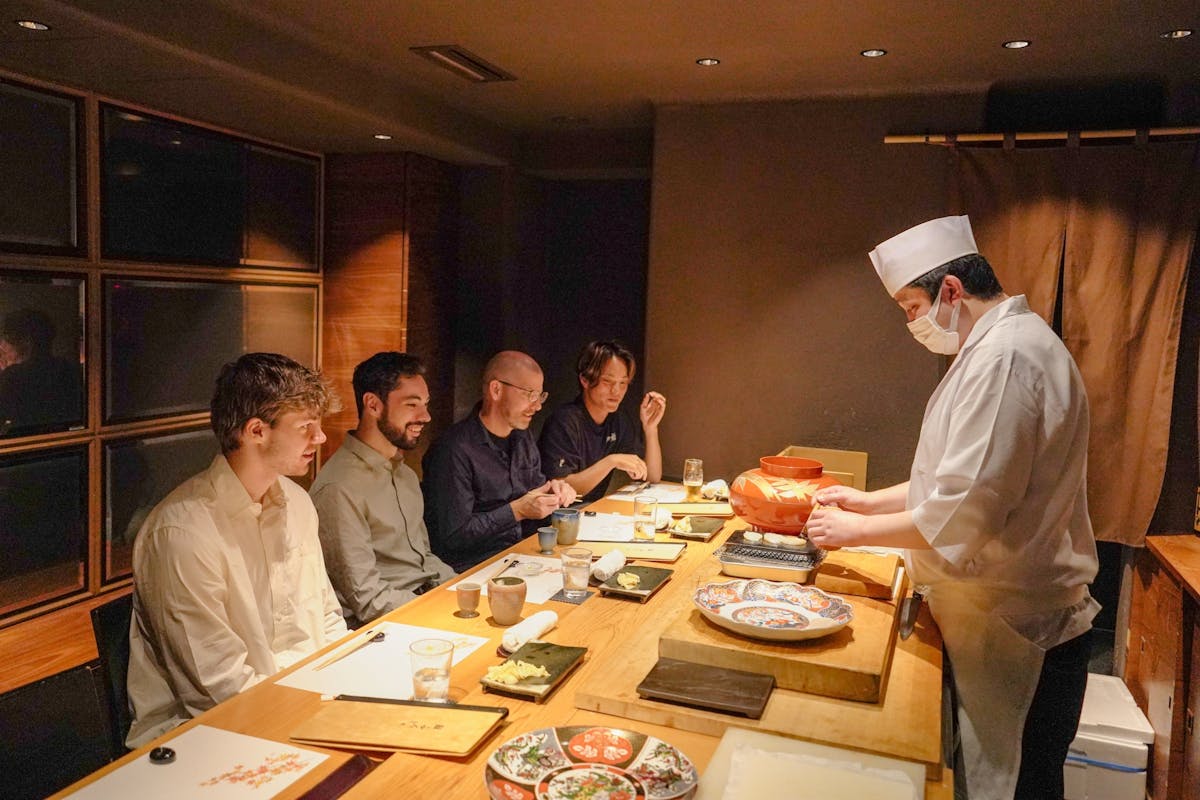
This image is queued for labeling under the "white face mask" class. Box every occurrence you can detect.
[907,291,960,355]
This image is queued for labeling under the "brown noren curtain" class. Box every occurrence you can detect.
[956,142,1200,547]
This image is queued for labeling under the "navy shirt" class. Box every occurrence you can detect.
[422,411,547,572]
[538,395,644,504]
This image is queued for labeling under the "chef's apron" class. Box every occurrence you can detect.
[927,582,1086,800]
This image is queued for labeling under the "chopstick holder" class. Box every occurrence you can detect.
[591,550,626,582]
[501,610,558,654]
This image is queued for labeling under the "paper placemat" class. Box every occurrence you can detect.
[606,482,689,503]
[578,512,636,542]
[64,725,328,799]
[446,554,565,604]
[277,621,487,700]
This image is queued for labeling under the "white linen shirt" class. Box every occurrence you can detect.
[126,455,347,747]
[907,295,1099,647]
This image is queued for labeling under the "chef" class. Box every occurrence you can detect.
[806,215,1099,799]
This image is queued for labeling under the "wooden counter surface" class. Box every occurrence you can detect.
[1147,534,1200,603]
[55,495,951,799]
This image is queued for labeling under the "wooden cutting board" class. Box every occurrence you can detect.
[658,559,904,702]
[815,550,902,599]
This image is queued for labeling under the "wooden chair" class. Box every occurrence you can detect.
[776,445,869,490]
[90,591,133,758]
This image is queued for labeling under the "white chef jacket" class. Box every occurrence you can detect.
[906,294,1099,799]
[126,455,347,748]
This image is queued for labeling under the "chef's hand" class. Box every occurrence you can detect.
[814,485,872,514]
[640,391,666,430]
[805,505,867,551]
[607,453,647,480]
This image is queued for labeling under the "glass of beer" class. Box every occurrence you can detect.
[683,458,704,501]
[633,494,658,540]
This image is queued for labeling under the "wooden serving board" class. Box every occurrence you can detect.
[658,559,904,702]
[573,588,944,777]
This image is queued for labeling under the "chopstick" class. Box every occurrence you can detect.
[312,629,384,671]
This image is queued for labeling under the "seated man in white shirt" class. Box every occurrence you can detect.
[310,352,456,628]
[125,352,348,747]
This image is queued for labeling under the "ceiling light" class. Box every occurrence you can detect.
[373,134,392,140]
[696,57,720,66]
[1003,40,1031,49]
[860,49,887,58]
[15,19,50,31]
[1160,29,1193,39]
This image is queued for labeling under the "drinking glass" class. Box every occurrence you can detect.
[561,546,592,600]
[454,582,481,618]
[409,638,453,701]
[683,458,704,501]
[633,494,658,541]
[537,525,558,554]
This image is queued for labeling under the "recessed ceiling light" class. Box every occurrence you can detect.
[1160,29,1193,39]
[1002,40,1031,49]
[696,57,720,66]
[373,133,392,140]
[15,19,50,31]
[860,49,887,58]
[117,112,145,123]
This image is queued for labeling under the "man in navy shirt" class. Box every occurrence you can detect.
[422,351,576,572]
[539,341,667,504]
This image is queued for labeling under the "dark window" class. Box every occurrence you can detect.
[103,277,317,422]
[101,106,244,264]
[0,271,85,438]
[244,145,319,270]
[0,80,82,254]
[104,428,220,581]
[0,446,87,616]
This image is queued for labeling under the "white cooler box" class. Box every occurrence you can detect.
[1063,673,1154,800]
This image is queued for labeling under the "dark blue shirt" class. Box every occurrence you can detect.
[422,412,547,572]
[538,395,643,504]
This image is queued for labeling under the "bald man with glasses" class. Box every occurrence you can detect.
[422,351,576,572]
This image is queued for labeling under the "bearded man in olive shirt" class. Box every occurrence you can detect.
[311,353,455,628]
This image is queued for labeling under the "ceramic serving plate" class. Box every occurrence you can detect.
[485,725,698,800]
[692,578,853,642]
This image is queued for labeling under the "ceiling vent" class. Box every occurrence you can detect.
[409,45,516,83]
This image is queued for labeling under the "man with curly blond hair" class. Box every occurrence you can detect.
[126,353,348,747]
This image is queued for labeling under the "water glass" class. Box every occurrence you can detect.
[561,546,592,600]
[552,507,581,545]
[633,494,657,541]
[683,458,704,501]
[409,638,453,701]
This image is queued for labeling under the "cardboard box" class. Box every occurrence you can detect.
[1063,673,1154,800]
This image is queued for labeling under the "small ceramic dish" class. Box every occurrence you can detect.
[692,578,853,642]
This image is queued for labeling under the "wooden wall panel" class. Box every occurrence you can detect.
[322,154,409,457]
[403,153,458,473]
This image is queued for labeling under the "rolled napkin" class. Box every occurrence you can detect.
[591,550,626,582]
[702,479,730,500]
[501,609,558,653]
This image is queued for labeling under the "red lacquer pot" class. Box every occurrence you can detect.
[729,456,842,534]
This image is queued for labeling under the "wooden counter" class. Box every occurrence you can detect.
[55,498,951,798]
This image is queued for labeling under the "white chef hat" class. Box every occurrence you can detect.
[869,215,978,296]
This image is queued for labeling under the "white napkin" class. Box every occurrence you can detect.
[501,610,558,653]
[703,479,730,500]
[591,550,626,582]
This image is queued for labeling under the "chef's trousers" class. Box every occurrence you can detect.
[1014,628,1092,799]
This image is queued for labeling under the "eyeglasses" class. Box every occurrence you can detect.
[496,379,548,404]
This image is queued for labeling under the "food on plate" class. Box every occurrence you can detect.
[485,659,551,685]
[763,532,787,546]
[616,571,642,590]
[742,530,762,543]
[672,517,693,533]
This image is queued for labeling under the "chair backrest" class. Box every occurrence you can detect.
[776,445,869,490]
[0,663,113,799]
[90,591,134,758]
